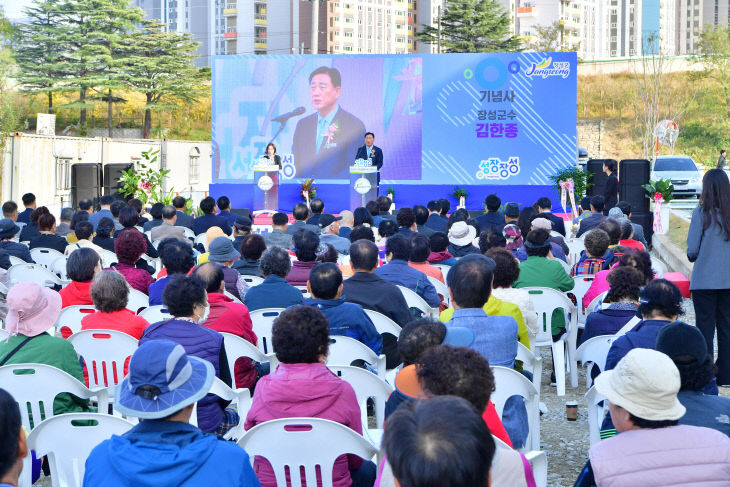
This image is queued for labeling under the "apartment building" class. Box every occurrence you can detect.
[677,0,730,54]
[224,0,299,55]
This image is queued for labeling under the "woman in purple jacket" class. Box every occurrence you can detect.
[245,305,376,487]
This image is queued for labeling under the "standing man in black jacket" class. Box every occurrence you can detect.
[355,132,384,186]
[602,159,619,216]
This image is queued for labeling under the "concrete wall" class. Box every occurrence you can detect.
[0,134,212,216]
[577,120,603,159]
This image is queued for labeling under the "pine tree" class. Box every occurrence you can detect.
[13,0,66,113]
[417,0,522,53]
[116,19,209,138]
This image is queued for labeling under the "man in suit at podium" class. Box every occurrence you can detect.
[292,66,365,180]
[355,132,383,186]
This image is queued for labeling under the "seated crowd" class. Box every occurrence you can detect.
[0,188,728,487]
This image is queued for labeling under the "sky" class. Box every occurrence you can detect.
[1,0,33,20]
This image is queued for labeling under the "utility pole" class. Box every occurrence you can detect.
[311,0,319,54]
[437,5,441,53]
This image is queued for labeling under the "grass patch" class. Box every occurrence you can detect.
[667,213,689,252]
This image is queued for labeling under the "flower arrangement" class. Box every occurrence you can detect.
[386,186,395,197]
[301,178,317,202]
[642,178,674,203]
[451,186,469,199]
[119,148,174,204]
[548,166,593,210]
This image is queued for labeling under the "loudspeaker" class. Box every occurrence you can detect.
[71,163,102,208]
[103,163,133,199]
[587,159,614,197]
[618,159,651,214]
[629,211,654,248]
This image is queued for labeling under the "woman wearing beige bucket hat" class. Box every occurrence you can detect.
[574,348,730,487]
[447,221,480,257]
[0,282,91,416]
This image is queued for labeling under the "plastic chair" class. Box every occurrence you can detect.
[396,285,437,318]
[565,237,585,266]
[182,227,196,240]
[8,255,26,267]
[651,256,668,277]
[237,417,378,487]
[126,288,149,314]
[585,291,608,315]
[49,256,69,281]
[220,332,279,379]
[363,309,402,338]
[427,275,451,307]
[7,263,64,289]
[30,247,65,269]
[575,335,616,388]
[68,329,139,395]
[433,263,451,280]
[328,335,387,377]
[223,290,243,304]
[55,305,97,335]
[516,342,543,397]
[493,435,547,487]
[194,233,208,250]
[586,385,609,446]
[571,275,596,324]
[327,365,394,430]
[26,413,134,487]
[250,308,284,354]
[0,363,110,434]
[491,366,541,452]
[190,377,252,441]
[99,249,118,268]
[138,305,173,323]
[241,275,264,287]
[522,287,579,396]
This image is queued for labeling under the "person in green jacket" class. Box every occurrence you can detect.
[0,282,90,422]
[513,228,575,336]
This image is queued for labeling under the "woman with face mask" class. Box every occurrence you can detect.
[139,274,237,438]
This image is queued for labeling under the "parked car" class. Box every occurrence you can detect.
[651,155,702,198]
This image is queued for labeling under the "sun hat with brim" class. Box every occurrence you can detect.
[5,282,62,338]
[0,218,20,240]
[594,348,686,421]
[448,221,477,246]
[208,236,241,262]
[205,227,225,247]
[116,340,215,420]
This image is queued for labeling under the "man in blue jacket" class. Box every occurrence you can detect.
[375,233,440,308]
[305,262,382,355]
[84,340,261,487]
[193,196,232,236]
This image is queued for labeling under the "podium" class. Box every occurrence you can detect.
[349,164,379,210]
[253,164,280,212]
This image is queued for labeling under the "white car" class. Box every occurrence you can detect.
[651,155,702,198]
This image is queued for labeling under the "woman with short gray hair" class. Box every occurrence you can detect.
[243,246,303,311]
[80,270,150,339]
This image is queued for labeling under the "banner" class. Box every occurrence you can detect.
[212,52,577,189]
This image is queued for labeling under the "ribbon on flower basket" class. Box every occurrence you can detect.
[653,192,663,233]
[566,179,578,219]
[559,180,568,215]
[302,190,310,208]
[459,196,465,209]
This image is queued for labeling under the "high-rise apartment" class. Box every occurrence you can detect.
[677,0,730,54]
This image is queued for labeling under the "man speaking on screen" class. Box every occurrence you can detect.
[355,132,383,186]
[292,66,365,179]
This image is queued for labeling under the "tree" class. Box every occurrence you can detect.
[695,25,730,118]
[529,21,580,53]
[13,0,66,113]
[417,0,522,53]
[117,19,209,138]
[52,0,144,129]
[0,6,21,185]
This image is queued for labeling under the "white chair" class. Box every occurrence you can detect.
[516,342,543,397]
[223,289,243,304]
[433,263,451,280]
[651,256,668,277]
[8,255,26,267]
[237,417,378,487]
[493,435,547,487]
[327,365,394,430]
[572,275,596,324]
[363,309,402,338]
[194,233,208,250]
[575,335,616,388]
[182,227,196,240]
[68,329,139,396]
[30,247,65,269]
[585,290,608,315]
[491,366,541,452]
[126,288,149,313]
[565,237,585,266]
[586,385,608,446]
[220,332,279,380]
[138,305,173,323]
[522,286,579,396]
[0,363,110,434]
[49,256,69,282]
[327,335,387,377]
[99,249,118,268]
[7,263,64,289]
[427,275,451,307]
[250,308,284,354]
[26,413,134,487]
[55,305,97,336]
[241,275,264,287]
[190,377,252,441]
[397,285,437,318]
[0,329,8,340]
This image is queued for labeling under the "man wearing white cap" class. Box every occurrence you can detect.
[574,348,730,487]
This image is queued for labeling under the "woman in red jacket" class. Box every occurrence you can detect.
[81,270,149,339]
[59,247,100,309]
